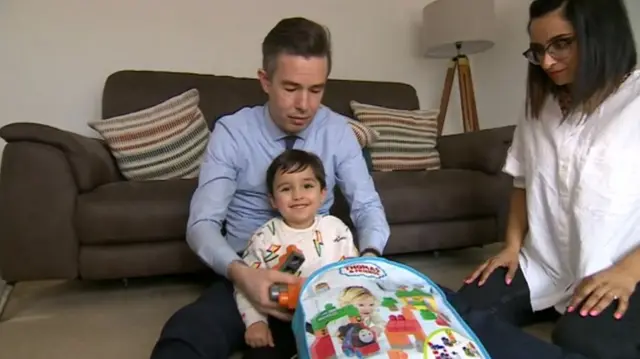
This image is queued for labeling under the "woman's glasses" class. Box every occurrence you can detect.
[523,35,575,65]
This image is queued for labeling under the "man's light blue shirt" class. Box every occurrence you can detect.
[186,104,390,277]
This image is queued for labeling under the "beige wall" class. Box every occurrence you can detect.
[1,0,639,150]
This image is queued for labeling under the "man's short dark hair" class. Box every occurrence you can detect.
[266,149,326,196]
[261,17,332,78]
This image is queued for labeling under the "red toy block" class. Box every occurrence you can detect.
[310,335,335,359]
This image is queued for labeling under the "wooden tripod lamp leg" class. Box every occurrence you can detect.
[457,55,480,132]
[436,59,457,136]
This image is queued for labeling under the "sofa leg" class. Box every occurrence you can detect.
[0,282,15,321]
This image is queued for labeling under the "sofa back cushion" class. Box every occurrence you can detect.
[101,70,420,129]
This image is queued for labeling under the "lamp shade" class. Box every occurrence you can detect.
[422,0,496,58]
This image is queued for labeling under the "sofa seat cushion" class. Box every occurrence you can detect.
[77,179,197,245]
[373,169,505,224]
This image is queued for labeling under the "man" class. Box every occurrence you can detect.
[150,17,388,359]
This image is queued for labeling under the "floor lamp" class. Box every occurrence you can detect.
[422,0,496,136]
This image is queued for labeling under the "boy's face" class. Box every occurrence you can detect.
[269,166,326,229]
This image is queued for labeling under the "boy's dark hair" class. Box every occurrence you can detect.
[261,17,332,78]
[525,0,637,120]
[266,149,326,195]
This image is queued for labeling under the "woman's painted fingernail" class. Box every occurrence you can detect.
[506,278,512,285]
[567,306,574,312]
[580,310,587,316]
[615,313,622,319]
[589,310,598,316]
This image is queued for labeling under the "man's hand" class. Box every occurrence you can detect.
[568,264,638,319]
[228,261,302,321]
[360,248,381,257]
[245,321,274,348]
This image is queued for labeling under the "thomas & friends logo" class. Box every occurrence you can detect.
[339,263,387,279]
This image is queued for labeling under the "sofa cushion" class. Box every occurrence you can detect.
[88,89,210,181]
[373,169,505,224]
[350,100,441,171]
[76,179,197,245]
[348,119,379,148]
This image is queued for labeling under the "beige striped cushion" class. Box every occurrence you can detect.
[88,89,210,181]
[348,119,379,148]
[350,100,441,171]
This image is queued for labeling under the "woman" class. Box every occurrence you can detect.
[460,0,640,358]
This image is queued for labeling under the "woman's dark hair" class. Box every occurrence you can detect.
[525,0,637,120]
[262,17,332,78]
[266,149,327,196]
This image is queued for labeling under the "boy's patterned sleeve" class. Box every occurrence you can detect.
[233,229,269,328]
[326,216,360,259]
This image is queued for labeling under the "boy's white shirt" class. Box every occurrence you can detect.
[234,215,359,328]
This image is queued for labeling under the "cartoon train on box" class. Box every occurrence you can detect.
[307,303,380,359]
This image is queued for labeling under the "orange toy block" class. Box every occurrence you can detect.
[387,349,408,359]
[385,332,412,348]
[277,283,301,310]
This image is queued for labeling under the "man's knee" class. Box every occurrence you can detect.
[155,304,237,358]
[154,284,244,358]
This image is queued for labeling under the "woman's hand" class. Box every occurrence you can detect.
[465,245,520,286]
[568,264,638,319]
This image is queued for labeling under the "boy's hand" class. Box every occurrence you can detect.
[245,321,274,348]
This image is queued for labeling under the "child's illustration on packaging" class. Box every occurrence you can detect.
[293,258,491,359]
[337,286,385,337]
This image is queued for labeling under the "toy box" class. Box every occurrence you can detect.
[290,257,491,359]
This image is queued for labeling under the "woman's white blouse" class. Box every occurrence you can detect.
[504,69,640,313]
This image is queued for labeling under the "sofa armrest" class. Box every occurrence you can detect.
[0,140,82,281]
[436,125,516,174]
[0,122,122,192]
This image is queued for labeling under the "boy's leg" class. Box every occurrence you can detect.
[150,278,247,359]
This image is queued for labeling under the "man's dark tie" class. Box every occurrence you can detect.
[284,135,298,150]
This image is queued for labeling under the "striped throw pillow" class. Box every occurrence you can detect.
[88,89,210,181]
[349,100,441,171]
[348,119,379,148]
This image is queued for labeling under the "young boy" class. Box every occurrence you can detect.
[234,149,361,359]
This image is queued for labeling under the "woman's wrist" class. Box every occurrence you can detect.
[616,247,640,283]
[503,236,523,253]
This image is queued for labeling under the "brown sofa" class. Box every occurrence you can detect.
[0,70,515,285]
